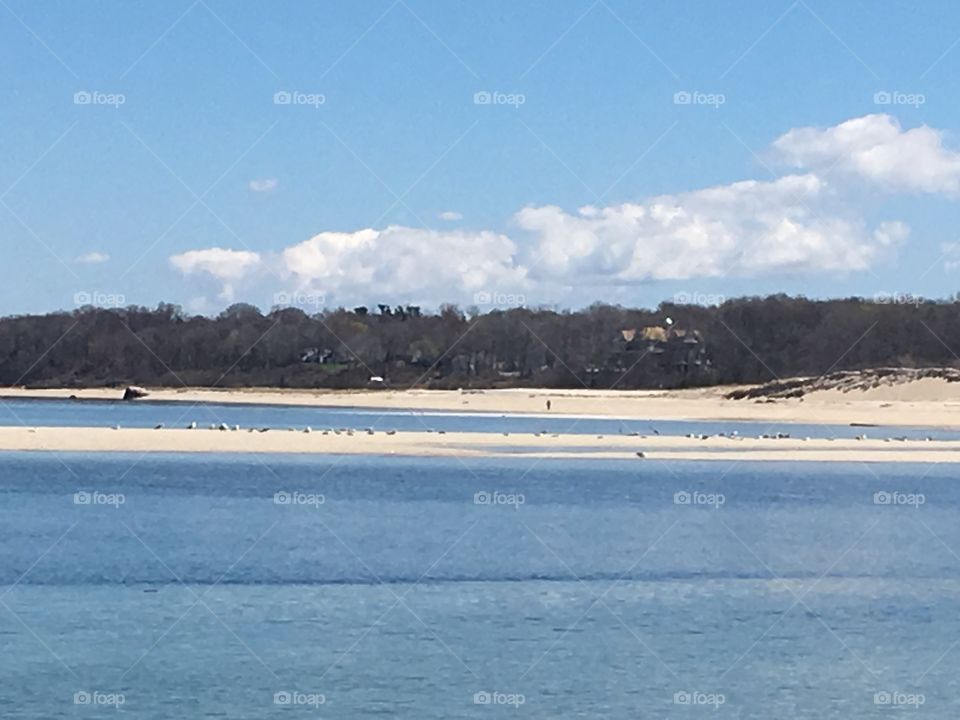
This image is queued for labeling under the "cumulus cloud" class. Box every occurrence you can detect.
[169,247,262,301]
[281,226,527,303]
[249,178,279,193]
[773,114,960,195]
[170,114,939,306]
[438,210,463,221]
[517,174,906,281]
[75,251,109,264]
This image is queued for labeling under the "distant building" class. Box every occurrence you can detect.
[299,347,335,364]
[613,326,710,376]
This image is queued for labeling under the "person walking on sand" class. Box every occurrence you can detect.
[546,400,551,411]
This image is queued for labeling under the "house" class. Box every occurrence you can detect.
[299,347,335,364]
[613,325,711,376]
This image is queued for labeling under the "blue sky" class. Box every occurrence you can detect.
[3,0,960,314]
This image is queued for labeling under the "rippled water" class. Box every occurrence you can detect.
[1,397,958,440]
[1,453,958,717]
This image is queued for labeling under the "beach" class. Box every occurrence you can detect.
[3,378,960,461]
[4,378,960,427]
[0,425,956,463]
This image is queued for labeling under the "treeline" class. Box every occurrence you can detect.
[0,295,958,390]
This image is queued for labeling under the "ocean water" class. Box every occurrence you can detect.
[2,397,959,440]
[1,452,958,717]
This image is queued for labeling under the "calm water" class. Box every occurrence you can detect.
[2,397,959,440]
[1,452,958,717]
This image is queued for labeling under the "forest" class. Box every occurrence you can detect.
[0,295,956,390]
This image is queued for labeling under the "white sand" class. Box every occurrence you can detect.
[0,426,956,463]
[2,380,959,461]
[5,381,960,428]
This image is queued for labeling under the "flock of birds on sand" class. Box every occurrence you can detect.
[102,422,939,457]
[111,422,403,436]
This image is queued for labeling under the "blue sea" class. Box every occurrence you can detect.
[1,451,958,717]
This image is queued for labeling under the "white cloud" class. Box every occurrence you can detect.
[516,174,905,281]
[773,114,960,195]
[438,210,463,221]
[249,178,279,193]
[185,296,215,315]
[942,242,960,272]
[75,251,109,264]
[281,226,527,303]
[169,247,262,301]
[170,115,941,305]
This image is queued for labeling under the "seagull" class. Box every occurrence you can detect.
[154,424,164,430]
[187,421,197,429]
[636,451,646,458]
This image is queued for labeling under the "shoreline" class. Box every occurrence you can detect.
[1,426,959,463]
[4,384,960,429]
